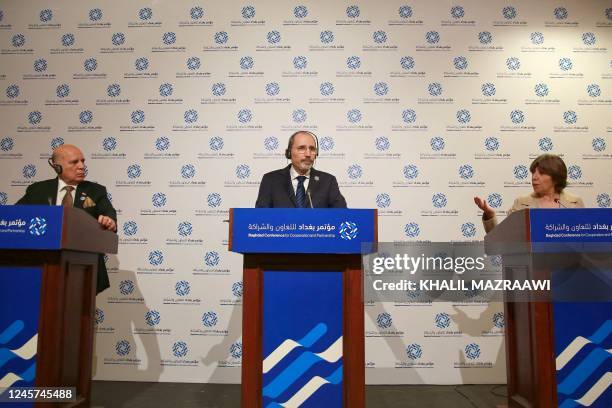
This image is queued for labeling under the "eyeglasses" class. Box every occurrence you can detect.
[295,146,317,154]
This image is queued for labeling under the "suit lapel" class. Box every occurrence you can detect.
[307,169,320,208]
[46,178,59,205]
[74,182,86,209]
[283,165,297,207]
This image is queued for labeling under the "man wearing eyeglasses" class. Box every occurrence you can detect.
[255,131,347,208]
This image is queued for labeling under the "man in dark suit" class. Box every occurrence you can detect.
[16,144,117,294]
[256,131,347,208]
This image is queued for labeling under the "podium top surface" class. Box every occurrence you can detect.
[229,208,377,254]
[0,205,118,253]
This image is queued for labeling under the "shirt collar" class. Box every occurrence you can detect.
[57,178,78,191]
[290,166,310,180]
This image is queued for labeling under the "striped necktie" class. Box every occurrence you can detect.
[61,186,75,207]
[296,176,306,208]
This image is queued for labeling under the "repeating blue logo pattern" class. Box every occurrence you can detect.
[159,83,173,97]
[376,312,392,329]
[39,9,53,23]
[531,32,544,45]
[592,137,606,152]
[236,164,250,179]
[232,281,243,297]
[51,137,64,150]
[400,56,414,70]
[479,31,492,44]
[502,6,517,19]
[22,164,36,178]
[554,7,568,20]
[450,6,465,19]
[61,33,75,47]
[212,82,226,96]
[237,108,252,123]
[461,222,477,238]
[435,313,451,329]
[172,341,188,358]
[241,5,255,19]
[506,57,521,71]
[267,31,281,44]
[406,344,423,360]
[264,136,279,151]
[56,84,70,98]
[373,31,387,44]
[320,137,334,151]
[112,33,125,46]
[294,6,308,19]
[293,56,308,70]
[402,109,416,123]
[207,192,222,208]
[428,82,442,96]
[6,84,19,99]
[430,137,445,151]
[145,310,161,326]
[0,137,14,151]
[375,136,390,151]
[465,343,481,360]
[346,5,360,18]
[339,221,358,240]
[535,83,549,97]
[202,311,218,327]
[292,109,307,123]
[152,192,167,207]
[459,164,474,179]
[596,193,611,208]
[404,222,420,238]
[376,193,391,208]
[568,165,582,180]
[481,83,495,97]
[119,279,135,296]
[432,193,447,208]
[492,312,505,329]
[187,56,201,70]
[177,221,193,237]
[230,342,242,359]
[123,221,138,236]
[538,137,553,152]
[403,164,419,179]
[266,82,280,96]
[347,55,361,70]
[399,6,413,18]
[139,7,153,21]
[587,84,601,98]
[214,31,228,45]
[131,110,145,124]
[209,136,224,151]
[156,137,170,151]
[456,109,471,123]
[84,58,97,72]
[33,58,47,72]
[510,109,524,124]
[116,340,131,356]
[175,280,190,296]
[582,32,596,46]
[347,164,362,179]
[148,250,164,266]
[0,192,7,205]
[513,165,529,180]
[453,56,468,70]
[487,193,503,208]
[425,31,440,44]
[95,308,105,325]
[184,109,198,124]
[559,57,573,71]
[162,32,176,45]
[347,109,362,123]
[28,217,47,236]
[320,30,334,44]
[127,164,141,179]
[204,251,220,267]
[28,111,42,125]
[12,34,25,48]
[484,137,500,151]
[89,8,103,21]
[563,110,577,124]
[79,110,93,124]
[135,57,149,71]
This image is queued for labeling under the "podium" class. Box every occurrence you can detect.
[229,208,377,408]
[0,205,118,407]
[484,208,612,408]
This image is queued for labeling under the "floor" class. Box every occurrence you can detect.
[91,381,507,407]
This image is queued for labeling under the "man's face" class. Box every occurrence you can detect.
[290,132,317,174]
[56,146,86,184]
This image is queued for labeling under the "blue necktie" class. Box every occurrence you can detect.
[296,176,307,208]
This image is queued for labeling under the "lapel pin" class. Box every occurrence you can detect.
[314,176,319,181]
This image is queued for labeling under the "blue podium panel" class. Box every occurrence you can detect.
[231,208,375,254]
[0,267,42,408]
[262,271,343,408]
[0,205,63,250]
[530,208,612,250]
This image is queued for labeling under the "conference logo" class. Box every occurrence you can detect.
[586,84,601,98]
[159,83,173,97]
[204,251,220,267]
[267,30,281,44]
[461,222,477,238]
[12,33,25,48]
[232,281,244,298]
[148,250,164,266]
[464,343,481,360]
[320,30,334,44]
[347,109,362,123]
[152,192,167,207]
[425,31,439,44]
[478,31,492,45]
[175,280,191,296]
[162,32,176,45]
[487,193,503,208]
[0,192,7,206]
[432,193,448,208]
[172,342,188,358]
[403,164,419,180]
[376,312,392,329]
[506,57,521,71]
[339,221,358,240]
[531,32,544,45]
[236,164,251,179]
[430,137,445,151]
[453,56,468,70]
[94,308,104,326]
[292,108,307,123]
[456,109,471,124]
[400,56,415,71]
[554,7,568,20]
[22,163,37,178]
[514,165,529,180]
[28,111,42,125]
[131,110,145,124]
[567,165,582,180]
[510,110,524,124]
[535,83,549,97]
[294,5,308,19]
[115,340,131,356]
[559,57,573,71]
[61,33,75,47]
[51,137,64,150]
[28,217,47,236]
[145,310,161,327]
[435,313,451,329]
[123,221,138,236]
[33,58,47,73]
[265,82,280,96]
[156,137,170,151]
[376,193,391,208]
[112,33,125,46]
[407,343,423,360]
[347,164,363,179]
[83,58,98,72]
[427,82,442,97]
[89,8,103,22]
[202,311,218,327]
[493,312,505,329]
[5,84,20,99]
[582,32,596,46]
[105,339,141,366]
[481,83,495,97]
[538,137,553,152]
[375,136,390,151]
[320,136,334,151]
[230,342,242,359]
[502,6,517,20]
[293,55,308,70]
[119,280,135,296]
[484,137,500,151]
[404,222,420,238]
[56,84,70,98]
[135,57,149,71]
[240,56,254,70]
[592,137,606,152]
[0,137,14,151]
[264,137,279,151]
[597,193,611,208]
[372,30,388,44]
[187,57,201,70]
[563,110,577,124]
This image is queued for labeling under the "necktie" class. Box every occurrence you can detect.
[61,186,75,207]
[296,176,306,208]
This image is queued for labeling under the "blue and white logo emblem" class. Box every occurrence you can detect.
[56,84,70,98]
[347,109,362,123]
[107,83,121,98]
[592,137,606,152]
[12,34,25,48]
[214,31,228,45]
[399,6,413,18]
[582,32,596,46]
[123,221,138,236]
[425,31,439,44]
[432,193,447,208]
[61,33,75,47]
[131,110,145,124]
[202,311,218,327]
[33,58,47,72]
[22,164,37,178]
[373,31,387,44]
[559,58,572,71]
[172,341,188,358]
[435,313,451,328]
[320,30,334,44]
[346,5,360,18]
[145,310,161,326]
[347,55,361,70]
[236,164,251,179]
[484,137,500,151]
[293,56,308,70]
[89,8,103,21]
[459,164,474,179]
[465,343,481,360]
[240,56,254,70]
[28,111,42,125]
[376,193,391,208]
[456,109,471,123]
[478,31,492,44]
[538,137,553,152]
[28,217,47,236]
[402,109,416,123]
[587,84,601,98]
[237,109,252,123]
[461,222,477,238]
[84,58,97,72]
[241,5,255,19]
[232,281,243,297]
[320,137,334,151]
[506,57,520,71]
[530,32,544,45]
[162,32,176,45]
[493,312,505,329]
[152,192,167,207]
[156,137,170,151]
[347,164,362,179]
[376,312,392,329]
[148,250,164,266]
[264,136,279,151]
[451,6,465,19]
[430,137,445,151]
[400,56,415,70]
[212,82,226,96]
[292,109,307,123]
[135,57,149,71]
[6,84,19,99]
[534,83,549,97]
[116,340,131,356]
[428,82,442,96]
[178,221,193,237]
[209,136,224,151]
[481,83,496,97]
[403,164,419,179]
[502,6,517,19]
[230,342,242,359]
[406,344,423,360]
[267,31,281,44]
[181,164,196,179]
[510,110,524,124]
[513,165,529,180]
[95,308,104,325]
[294,6,308,19]
[487,193,503,208]
[554,7,568,20]
[119,280,135,296]
[139,7,153,20]
[39,9,53,22]
[207,192,222,208]
[375,136,390,151]
[175,280,190,296]
[204,251,220,267]
[159,83,173,97]
[596,193,610,208]
[567,165,582,180]
[112,33,125,46]
[0,137,14,152]
[339,221,358,240]
[563,110,577,124]
[0,192,7,206]
[184,109,198,124]
[404,222,420,238]
[374,82,389,96]
[79,110,93,124]
[187,56,201,70]
[266,82,280,96]
[127,164,141,179]
[453,56,468,70]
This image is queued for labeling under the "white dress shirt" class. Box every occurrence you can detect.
[55,178,78,206]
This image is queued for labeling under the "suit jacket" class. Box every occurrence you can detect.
[16,178,117,294]
[483,191,584,233]
[255,165,347,208]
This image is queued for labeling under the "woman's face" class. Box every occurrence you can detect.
[531,167,555,196]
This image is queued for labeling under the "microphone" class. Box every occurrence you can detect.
[47,197,53,206]
[307,191,314,209]
[554,198,567,208]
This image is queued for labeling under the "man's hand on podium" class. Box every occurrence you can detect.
[98,215,117,232]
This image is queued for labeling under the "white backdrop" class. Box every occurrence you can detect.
[0,0,610,385]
